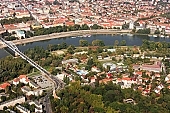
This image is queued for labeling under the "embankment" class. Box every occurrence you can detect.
[0,29,131,49]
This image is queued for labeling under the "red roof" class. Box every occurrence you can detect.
[19,75,27,79]
[122,77,131,81]
[13,78,20,82]
[99,78,113,84]
[135,71,142,76]
[0,82,10,89]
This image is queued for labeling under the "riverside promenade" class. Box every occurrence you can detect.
[0,29,131,49]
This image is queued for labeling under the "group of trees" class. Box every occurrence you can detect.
[114,40,126,46]
[161,12,170,19]
[33,24,103,36]
[0,17,33,25]
[24,46,64,67]
[0,45,66,83]
[47,42,68,52]
[92,39,105,46]
[141,39,170,52]
[51,81,170,113]
[79,39,126,47]
[136,28,150,34]
[0,56,33,83]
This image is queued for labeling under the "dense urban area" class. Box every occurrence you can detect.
[0,0,170,113]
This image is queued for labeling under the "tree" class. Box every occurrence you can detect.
[1,96,6,102]
[114,40,119,47]
[79,40,88,47]
[154,29,160,34]
[67,45,75,54]
[81,24,90,30]
[136,28,150,34]
[92,40,105,46]
[91,24,103,29]
[120,40,126,46]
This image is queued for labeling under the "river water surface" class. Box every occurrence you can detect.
[0,34,170,58]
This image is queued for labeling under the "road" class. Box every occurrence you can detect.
[39,93,53,113]
[44,93,53,113]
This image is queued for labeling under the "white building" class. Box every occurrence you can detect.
[0,96,25,110]
[16,30,25,39]
[129,20,134,29]
[16,105,30,113]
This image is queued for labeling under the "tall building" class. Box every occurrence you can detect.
[129,20,134,29]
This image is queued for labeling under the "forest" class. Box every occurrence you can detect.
[51,81,170,113]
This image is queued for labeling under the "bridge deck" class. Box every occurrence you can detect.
[0,37,65,89]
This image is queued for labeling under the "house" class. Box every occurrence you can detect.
[62,58,78,65]
[90,76,96,83]
[29,101,42,109]
[116,77,136,89]
[35,107,43,113]
[21,86,32,94]
[103,62,117,71]
[99,78,113,84]
[19,75,30,84]
[0,82,10,90]
[21,85,43,96]
[136,26,145,31]
[165,26,170,34]
[123,99,135,104]
[154,84,164,94]
[15,30,25,39]
[16,105,30,113]
[13,78,20,85]
[91,66,101,73]
[6,109,16,113]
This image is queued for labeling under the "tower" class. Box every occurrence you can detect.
[129,20,134,29]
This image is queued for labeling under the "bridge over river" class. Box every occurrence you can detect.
[0,37,65,89]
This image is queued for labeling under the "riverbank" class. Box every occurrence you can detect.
[0,29,131,49]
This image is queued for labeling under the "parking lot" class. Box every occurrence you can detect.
[32,75,54,89]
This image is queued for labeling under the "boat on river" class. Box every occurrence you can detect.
[127,33,133,37]
[153,35,157,38]
[71,36,76,38]
[83,34,91,37]
[160,35,165,38]
[165,36,170,38]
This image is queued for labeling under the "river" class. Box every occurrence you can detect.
[0,34,170,58]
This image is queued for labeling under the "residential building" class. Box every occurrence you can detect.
[16,105,30,113]
[0,96,25,110]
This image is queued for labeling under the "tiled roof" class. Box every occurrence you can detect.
[0,82,10,89]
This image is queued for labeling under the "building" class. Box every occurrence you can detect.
[62,58,78,65]
[0,96,25,110]
[16,105,30,113]
[19,75,30,84]
[13,78,20,85]
[103,62,117,71]
[133,61,163,73]
[29,81,39,89]
[0,82,10,90]
[115,77,136,89]
[129,20,134,29]
[16,30,25,39]
[29,101,43,113]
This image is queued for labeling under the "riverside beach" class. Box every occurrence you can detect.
[0,29,131,49]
